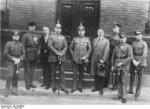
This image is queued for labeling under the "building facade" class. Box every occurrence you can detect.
[0,0,150,73]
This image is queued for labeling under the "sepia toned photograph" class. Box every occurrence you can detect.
[0,0,150,106]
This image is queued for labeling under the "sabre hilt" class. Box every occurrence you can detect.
[58,56,62,65]
[81,58,89,73]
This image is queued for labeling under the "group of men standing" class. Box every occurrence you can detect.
[3,21,148,104]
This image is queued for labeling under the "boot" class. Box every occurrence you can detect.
[121,98,127,103]
[4,89,9,97]
[12,87,18,96]
[99,88,103,96]
[91,87,98,92]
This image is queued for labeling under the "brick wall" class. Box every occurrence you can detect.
[100,0,149,35]
[9,0,56,31]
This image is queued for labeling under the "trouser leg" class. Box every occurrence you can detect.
[72,62,79,90]
[24,60,30,89]
[78,64,83,89]
[121,71,128,99]
[5,64,14,96]
[46,62,51,87]
[30,60,35,85]
[136,67,143,96]
[12,65,19,89]
[50,62,57,89]
[129,61,135,92]
[98,76,105,89]
[116,70,121,97]
[94,75,99,89]
[42,63,47,85]
[104,63,110,87]
[59,63,67,90]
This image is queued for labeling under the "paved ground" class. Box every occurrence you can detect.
[0,80,150,105]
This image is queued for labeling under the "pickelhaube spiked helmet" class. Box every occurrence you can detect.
[55,20,62,29]
[78,22,85,31]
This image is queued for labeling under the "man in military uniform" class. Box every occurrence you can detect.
[3,31,25,97]
[69,23,91,93]
[91,29,110,95]
[107,23,121,89]
[22,22,40,90]
[128,30,148,98]
[48,21,69,94]
[111,33,133,103]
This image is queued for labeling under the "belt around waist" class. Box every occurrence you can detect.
[116,57,127,59]
[134,54,142,56]
[55,48,63,50]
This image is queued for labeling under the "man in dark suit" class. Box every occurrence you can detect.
[22,22,40,90]
[39,27,51,89]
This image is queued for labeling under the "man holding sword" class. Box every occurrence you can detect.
[128,30,148,100]
[3,30,25,97]
[111,33,133,103]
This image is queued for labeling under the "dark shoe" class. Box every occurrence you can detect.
[121,98,127,104]
[26,87,30,90]
[40,84,45,87]
[91,87,98,92]
[99,88,103,96]
[30,84,37,88]
[111,85,117,90]
[113,95,121,100]
[128,90,133,94]
[45,86,50,90]
[12,88,18,96]
[71,89,77,93]
[52,88,57,93]
[135,93,140,101]
[12,91,18,96]
[4,91,9,97]
[62,89,69,95]
[78,88,83,92]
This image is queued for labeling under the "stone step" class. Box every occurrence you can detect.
[0,67,150,87]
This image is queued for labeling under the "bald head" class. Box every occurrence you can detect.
[97,29,104,38]
[43,27,50,34]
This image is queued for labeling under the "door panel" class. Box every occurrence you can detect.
[80,2,100,38]
[61,4,73,36]
[57,0,100,38]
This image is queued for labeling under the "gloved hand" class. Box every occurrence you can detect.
[117,62,123,67]
[12,58,20,64]
[132,59,140,66]
[99,59,104,64]
[80,57,89,63]
[111,66,114,71]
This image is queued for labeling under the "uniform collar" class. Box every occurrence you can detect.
[97,36,104,40]
[12,40,19,44]
[136,39,143,42]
